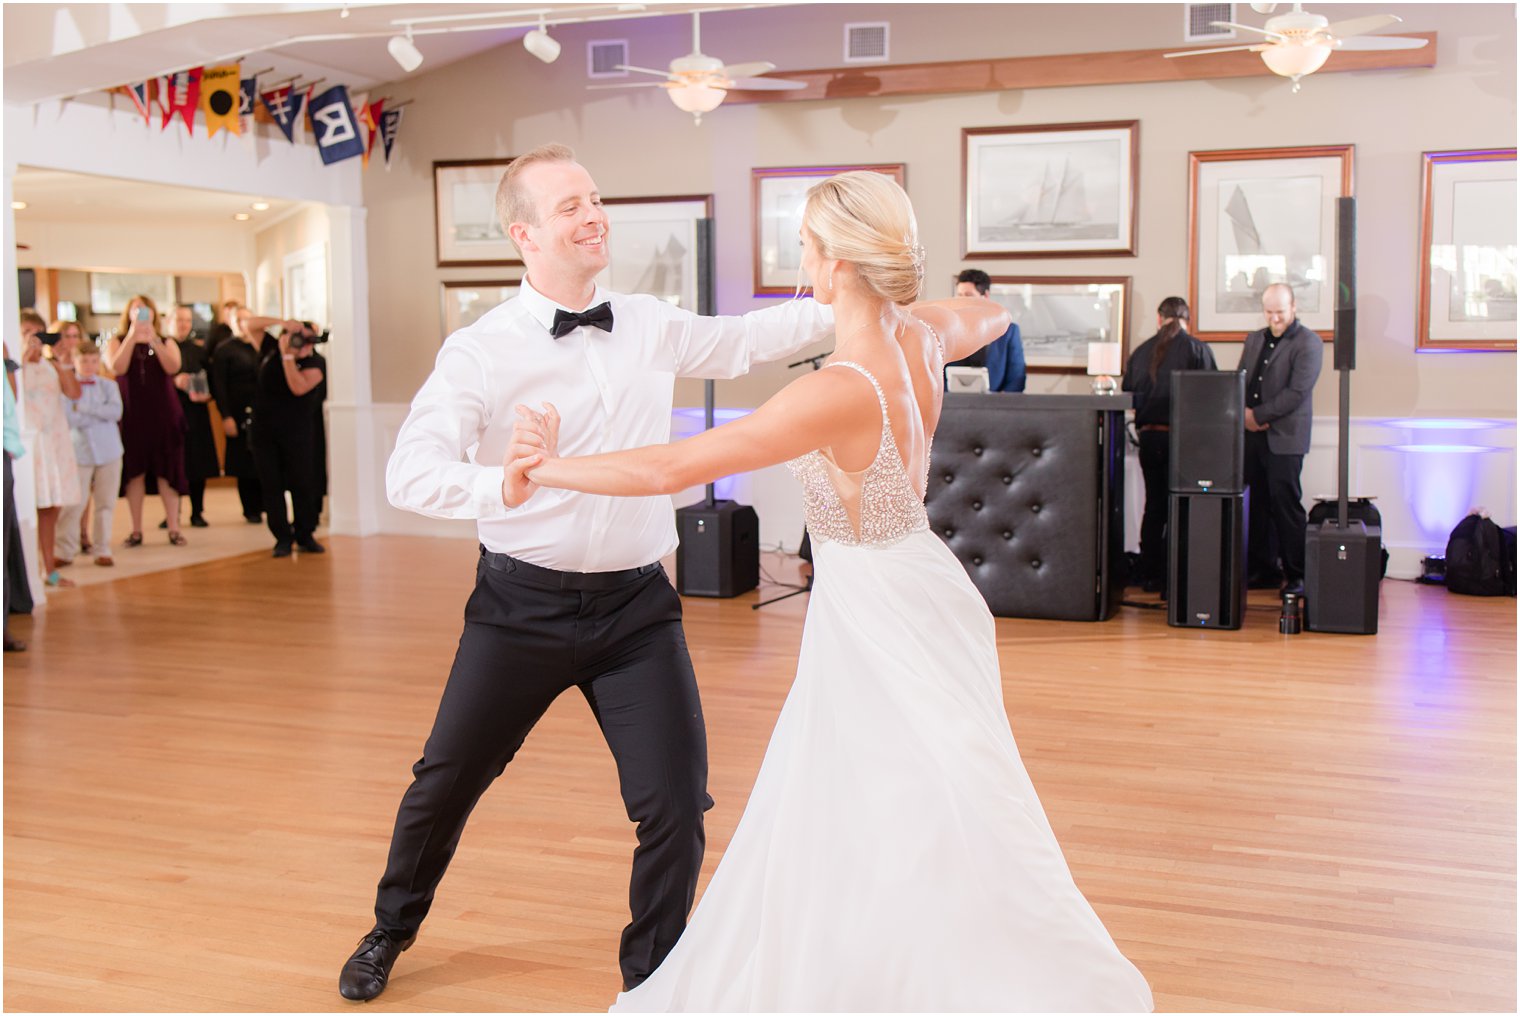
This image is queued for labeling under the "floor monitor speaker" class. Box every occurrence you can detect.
[675,500,759,598]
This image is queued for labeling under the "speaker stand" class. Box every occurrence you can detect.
[752,527,812,610]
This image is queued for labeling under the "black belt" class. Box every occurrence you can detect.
[479,546,661,591]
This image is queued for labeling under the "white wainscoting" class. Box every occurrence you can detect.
[1121,416,1517,580]
[331,406,1514,580]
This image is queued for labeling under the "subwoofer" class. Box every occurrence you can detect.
[1168,493,1245,630]
[1305,519,1381,634]
[1170,370,1245,495]
[675,500,759,598]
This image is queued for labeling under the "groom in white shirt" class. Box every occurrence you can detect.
[339,143,834,1002]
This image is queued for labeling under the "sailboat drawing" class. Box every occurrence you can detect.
[981,157,1115,243]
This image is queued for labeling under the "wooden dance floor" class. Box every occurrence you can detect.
[4,536,1515,1012]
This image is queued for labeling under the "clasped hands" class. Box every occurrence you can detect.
[1244,408,1271,433]
[501,402,561,508]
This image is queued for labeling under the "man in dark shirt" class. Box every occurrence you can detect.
[253,321,326,557]
[947,269,1026,392]
[1240,283,1323,596]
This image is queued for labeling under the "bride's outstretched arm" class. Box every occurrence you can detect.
[511,368,880,499]
[910,297,1012,364]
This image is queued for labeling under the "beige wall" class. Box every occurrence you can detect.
[252,204,329,318]
[364,3,1517,418]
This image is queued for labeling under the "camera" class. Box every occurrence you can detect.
[37,332,61,347]
[287,322,329,352]
[134,307,152,322]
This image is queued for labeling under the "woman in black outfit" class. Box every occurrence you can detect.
[168,306,219,527]
[1121,296,1218,593]
[209,312,265,523]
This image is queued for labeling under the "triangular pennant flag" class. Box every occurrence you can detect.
[379,107,404,168]
[260,85,305,143]
[200,64,241,137]
[126,82,151,123]
[356,96,381,168]
[309,84,365,165]
[239,76,258,133]
[160,67,202,134]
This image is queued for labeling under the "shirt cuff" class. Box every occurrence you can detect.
[475,465,510,514]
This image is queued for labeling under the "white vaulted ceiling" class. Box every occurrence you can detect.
[3,2,773,106]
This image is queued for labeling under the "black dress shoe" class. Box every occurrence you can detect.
[157,520,169,530]
[190,514,209,528]
[1281,581,1305,599]
[273,542,293,558]
[339,928,415,1002]
[245,513,263,525]
[296,537,326,554]
[3,634,25,653]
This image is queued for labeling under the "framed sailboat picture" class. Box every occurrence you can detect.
[597,196,713,311]
[982,276,1132,373]
[962,122,1138,259]
[1188,145,1353,342]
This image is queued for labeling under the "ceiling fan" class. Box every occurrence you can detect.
[589,11,807,123]
[1164,3,1429,92]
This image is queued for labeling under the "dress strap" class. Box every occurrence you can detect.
[924,322,945,367]
[824,360,890,427]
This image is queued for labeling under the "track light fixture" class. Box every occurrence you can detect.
[523,17,561,64]
[388,27,424,73]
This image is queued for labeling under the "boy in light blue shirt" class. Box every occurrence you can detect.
[58,341,124,567]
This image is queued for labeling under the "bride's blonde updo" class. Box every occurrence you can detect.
[803,171,925,305]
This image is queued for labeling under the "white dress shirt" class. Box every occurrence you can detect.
[387,277,835,572]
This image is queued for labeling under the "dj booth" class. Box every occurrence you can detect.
[925,393,1130,622]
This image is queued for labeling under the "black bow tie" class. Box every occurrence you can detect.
[550,302,614,339]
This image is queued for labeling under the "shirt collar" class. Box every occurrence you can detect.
[518,275,610,336]
[1267,318,1301,343]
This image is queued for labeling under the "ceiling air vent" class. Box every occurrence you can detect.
[1184,3,1236,41]
[843,22,889,64]
[587,39,629,79]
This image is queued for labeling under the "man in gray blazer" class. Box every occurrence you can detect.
[1242,282,1323,596]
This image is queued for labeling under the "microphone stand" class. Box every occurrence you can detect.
[752,349,831,610]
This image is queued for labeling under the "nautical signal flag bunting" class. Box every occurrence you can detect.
[201,65,241,137]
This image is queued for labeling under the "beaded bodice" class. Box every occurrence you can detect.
[785,361,930,547]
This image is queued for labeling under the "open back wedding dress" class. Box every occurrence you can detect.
[611,359,1153,1012]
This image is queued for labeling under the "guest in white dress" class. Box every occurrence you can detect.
[511,172,1154,1012]
[18,312,82,588]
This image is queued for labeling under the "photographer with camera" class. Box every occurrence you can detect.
[20,312,83,587]
[252,319,326,557]
[105,297,187,549]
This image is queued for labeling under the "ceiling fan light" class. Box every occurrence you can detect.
[388,32,423,73]
[1260,39,1332,78]
[666,81,725,115]
[524,27,561,64]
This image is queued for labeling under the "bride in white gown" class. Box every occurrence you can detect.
[508,171,1153,1012]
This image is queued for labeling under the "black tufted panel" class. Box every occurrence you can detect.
[926,394,1129,621]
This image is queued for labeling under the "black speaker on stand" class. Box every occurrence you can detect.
[1305,196,1381,634]
[1167,371,1246,629]
[675,218,761,598]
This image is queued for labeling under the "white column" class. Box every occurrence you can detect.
[323,204,383,537]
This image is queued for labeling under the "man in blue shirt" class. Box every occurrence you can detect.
[947,269,1026,392]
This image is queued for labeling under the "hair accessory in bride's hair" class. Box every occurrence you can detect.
[906,239,927,281]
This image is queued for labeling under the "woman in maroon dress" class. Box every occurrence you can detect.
[104,296,187,547]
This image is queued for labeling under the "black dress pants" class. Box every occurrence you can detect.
[1137,429,1170,585]
[1244,431,1307,584]
[372,551,712,990]
[253,423,317,543]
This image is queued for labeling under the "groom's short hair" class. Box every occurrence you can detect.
[496,143,577,246]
